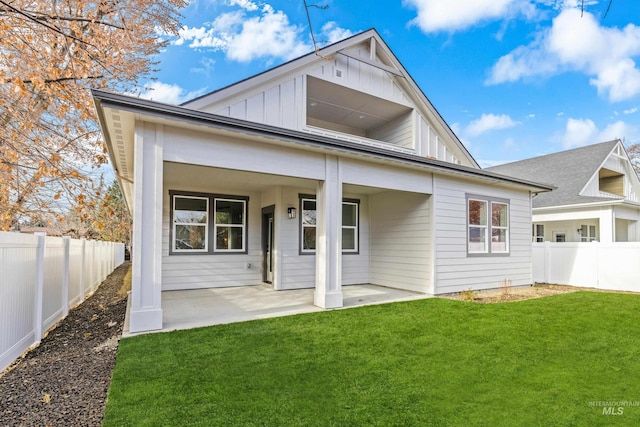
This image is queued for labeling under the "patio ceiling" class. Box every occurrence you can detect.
[164,161,396,195]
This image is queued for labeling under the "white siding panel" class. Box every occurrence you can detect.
[264,86,281,126]
[368,112,413,149]
[278,188,371,289]
[161,187,263,291]
[433,176,533,294]
[370,191,432,293]
[246,92,264,123]
[341,158,433,194]
[163,126,326,181]
[280,79,297,129]
[343,195,370,285]
[230,99,247,120]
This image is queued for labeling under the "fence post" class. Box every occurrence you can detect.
[544,241,551,284]
[62,237,70,317]
[34,233,46,344]
[89,240,95,293]
[80,238,86,300]
[594,242,600,289]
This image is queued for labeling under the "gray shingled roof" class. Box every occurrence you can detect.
[486,140,621,208]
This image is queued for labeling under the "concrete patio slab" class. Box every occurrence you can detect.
[124,284,432,336]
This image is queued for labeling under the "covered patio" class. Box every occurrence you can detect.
[123,284,432,336]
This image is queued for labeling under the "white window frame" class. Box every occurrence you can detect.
[580,224,597,242]
[299,196,360,254]
[466,195,510,256]
[214,198,247,252]
[172,195,209,253]
[533,224,545,243]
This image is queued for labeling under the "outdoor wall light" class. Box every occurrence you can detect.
[288,207,297,219]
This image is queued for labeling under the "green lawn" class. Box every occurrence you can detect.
[104,292,640,426]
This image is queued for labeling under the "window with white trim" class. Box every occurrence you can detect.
[467,195,510,255]
[170,191,248,254]
[300,196,359,254]
[580,224,597,242]
[532,224,544,242]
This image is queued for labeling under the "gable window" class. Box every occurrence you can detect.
[580,224,597,242]
[467,195,509,255]
[170,191,248,255]
[300,195,359,254]
[532,224,544,242]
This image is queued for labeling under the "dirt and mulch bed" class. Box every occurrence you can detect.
[441,282,637,303]
[0,262,131,427]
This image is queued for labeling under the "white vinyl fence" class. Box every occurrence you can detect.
[0,232,125,372]
[533,242,640,292]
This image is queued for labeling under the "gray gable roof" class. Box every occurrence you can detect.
[487,140,621,208]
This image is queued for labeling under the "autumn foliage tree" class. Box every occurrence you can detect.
[626,143,640,178]
[0,0,186,231]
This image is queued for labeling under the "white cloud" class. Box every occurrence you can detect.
[466,113,519,136]
[226,0,258,11]
[228,5,311,62]
[624,107,638,115]
[487,7,640,102]
[321,22,355,45]
[560,118,634,148]
[404,0,539,33]
[139,82,206,104]
[174,3,312,63]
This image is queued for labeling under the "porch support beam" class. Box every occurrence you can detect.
[314,155,343,308]
[130,122,164,333]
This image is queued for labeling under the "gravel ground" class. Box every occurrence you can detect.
[0,262,131,427]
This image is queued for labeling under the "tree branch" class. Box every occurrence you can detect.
[0,0,99,50]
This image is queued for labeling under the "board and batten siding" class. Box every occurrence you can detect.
[433,176,533,294]
[161,187,263,291]
[208,75,304,131]
[369,191,432,293]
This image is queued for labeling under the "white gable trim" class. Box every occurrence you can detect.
[181,29,479,169]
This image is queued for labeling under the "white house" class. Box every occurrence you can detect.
[93,29,551,333]
[488,140,640,243]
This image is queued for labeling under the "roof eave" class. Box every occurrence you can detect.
[92,89,553,194]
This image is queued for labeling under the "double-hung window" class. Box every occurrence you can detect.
[467,195,509,255]
[170,191,248,254]
[300,196,359,254]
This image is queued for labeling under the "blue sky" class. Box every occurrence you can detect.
[142,0,640,167]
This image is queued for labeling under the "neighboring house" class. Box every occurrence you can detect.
[93,29,551,333]
[488,140,640,243]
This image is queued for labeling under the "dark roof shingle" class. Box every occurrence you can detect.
[487,140,620,208]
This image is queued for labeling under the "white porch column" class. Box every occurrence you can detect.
[599,206,614,243]
[314,155,343,308]
[130,122,164,332]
